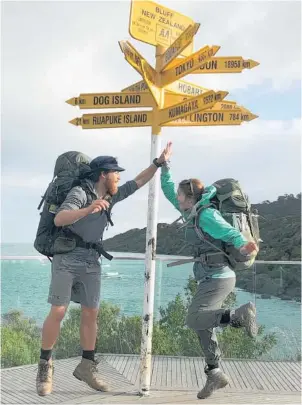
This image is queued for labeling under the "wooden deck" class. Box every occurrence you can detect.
[1,355,301,404]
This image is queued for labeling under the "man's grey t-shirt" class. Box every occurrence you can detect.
[56,179,138,243]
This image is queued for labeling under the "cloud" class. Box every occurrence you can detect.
[176,0,301,92]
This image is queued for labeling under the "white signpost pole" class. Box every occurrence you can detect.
[139,45,165,396]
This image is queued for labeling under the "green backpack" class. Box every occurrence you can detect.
[194,178,261,271]
[34,151,93,258]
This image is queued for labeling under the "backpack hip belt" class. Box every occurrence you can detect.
[199,252,226,267]
[64,230,113,261]
[167,252,226,268]
[75,239,113,261]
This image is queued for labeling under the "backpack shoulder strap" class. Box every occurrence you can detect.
[79,185,114,227]
[78,184,94,203]
[194,203,216,228]
[193,204,229,258]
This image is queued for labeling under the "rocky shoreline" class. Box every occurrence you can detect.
[235,269,301,302]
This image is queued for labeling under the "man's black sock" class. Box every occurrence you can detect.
[82,350,95,362]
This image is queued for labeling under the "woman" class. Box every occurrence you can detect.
[158,142,258,399]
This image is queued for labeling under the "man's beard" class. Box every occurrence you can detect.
[106,178,119,196]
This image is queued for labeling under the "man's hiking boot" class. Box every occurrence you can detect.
[231,301,258,337]
[36,358,54,396]
[197,367,229,399]
[73,358,109,391]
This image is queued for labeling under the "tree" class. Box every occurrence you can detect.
[1,279,278,368]
[1,310,40,368]
[157,276,277,359]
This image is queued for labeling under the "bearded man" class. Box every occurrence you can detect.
[36,146,171,396]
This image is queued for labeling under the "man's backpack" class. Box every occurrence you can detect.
[34,151,93,258]
[194,178,261,271]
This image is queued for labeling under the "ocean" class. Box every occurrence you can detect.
[1,244,301,361]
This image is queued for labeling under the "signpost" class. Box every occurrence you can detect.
[191,57,260,74]
[168,56,260,74]
[69,111,153,129]
[67,0,259,397]
[160,45,220,86]
[163,108,258,127]
[140,59,161,106]
[119,40,148,75]
[66,92,155,109]
[129,0,195,56]
[158,23,200,70]
[159,90,228,124]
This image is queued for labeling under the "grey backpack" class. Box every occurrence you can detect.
[34,151,93,258]
[194,178,261,271]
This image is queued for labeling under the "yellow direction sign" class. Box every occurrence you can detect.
[159,23,200,71]
[167,57,260,74]
[163,109,258,127]
[164,92,189,107]
[210,100,240,110]
[66,92,155,109]
[119,40,148,76]
[69,111,153,129]
[129,0,195,57]
[161,45,220,86]
[140,60,161,106]
[164,93,240,110]
[159,90,228,125]
[122,80,149,93]
[191,57,259,74]
[122,79,209,96]
[119,82,196,107]
[165,79,209,96]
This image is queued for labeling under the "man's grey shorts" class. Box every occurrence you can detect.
[48,248,101,308]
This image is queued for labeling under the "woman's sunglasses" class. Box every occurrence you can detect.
[180,179,194,197]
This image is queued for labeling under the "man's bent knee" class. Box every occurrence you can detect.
[48,305,67,322]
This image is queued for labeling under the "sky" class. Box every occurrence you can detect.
[1,0,301,243]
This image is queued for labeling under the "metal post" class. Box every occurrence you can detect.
[139,45,165,396]
[279,266,283,288]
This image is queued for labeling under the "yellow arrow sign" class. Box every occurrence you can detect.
[159,90,228,125]
[164,92,189,107]
[192,57,260,73]
[122,80,149,93]
[66,92,155,109]
[161,45,220,86]
[163,109,258,127]
[165,79,210,96]
[119,40,149,76]
[129,0,195,57]
[140,60,161,106]
[122,79,209,96]
[164,93,240,110]
[69,111,153,129]
[115,85,197,107]
[159,23,200,71]
[210,100,240,110]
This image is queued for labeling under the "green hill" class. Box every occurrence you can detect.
[104,194,301,301]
